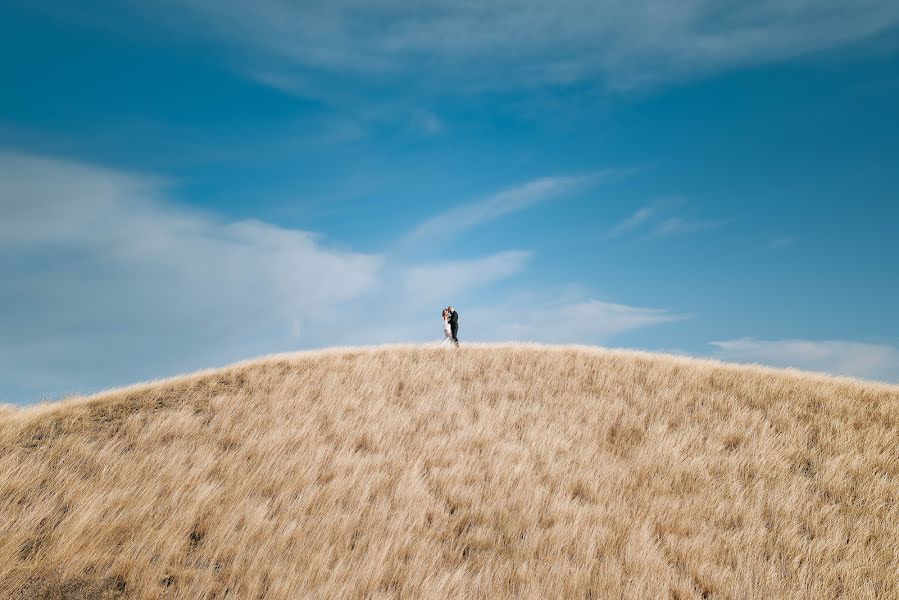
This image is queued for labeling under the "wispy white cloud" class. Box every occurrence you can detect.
[406,171,621,244]
[467,296,688,343]
[607,205,657,239]
[402,251,530,305]
[607,199,728,240]
[709,337,899,382]
[124,1,899,90]
[647,216,730,238]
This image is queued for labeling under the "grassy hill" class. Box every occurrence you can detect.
[1,345,897,599]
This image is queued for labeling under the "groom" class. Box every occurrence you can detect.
[447,306,459,347]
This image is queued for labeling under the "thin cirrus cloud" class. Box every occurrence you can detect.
[709,337,899,382]
[118,1,899,90]
[401,251,532,306]
[0,150,677,404]
[607,201,729,240]
[648,217,731,238]
[467,297,688,343]
[606,205,657,239]
[405,170,623,245]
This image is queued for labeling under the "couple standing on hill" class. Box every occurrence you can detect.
[441,306,459,347]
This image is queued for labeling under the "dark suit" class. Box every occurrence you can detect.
[448,310,459,346]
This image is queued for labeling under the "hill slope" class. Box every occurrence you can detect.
[1,345,897,599]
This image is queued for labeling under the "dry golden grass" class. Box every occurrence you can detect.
[1,344,897,599]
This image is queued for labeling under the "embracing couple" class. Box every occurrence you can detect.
[441,306,459,347]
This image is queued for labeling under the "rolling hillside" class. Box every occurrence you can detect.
[1,345,897,599]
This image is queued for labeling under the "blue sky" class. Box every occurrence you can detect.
[2,1,899,403]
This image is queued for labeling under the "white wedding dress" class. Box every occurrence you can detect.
[441,317,453,345]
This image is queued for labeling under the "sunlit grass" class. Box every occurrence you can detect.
[1,344,897,598]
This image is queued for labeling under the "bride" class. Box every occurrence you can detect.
[441,308,453,345]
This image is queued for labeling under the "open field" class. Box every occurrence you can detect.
[1,344,897,599]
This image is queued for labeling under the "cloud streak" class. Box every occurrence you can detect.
[126,1,899,90]
[607,199,728,241]
[647,217,730,238]
[406,171,619,245]
[402,251,531,305]
[709,337,899,382]
[467,296,688,344]
[606,205,656,239]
